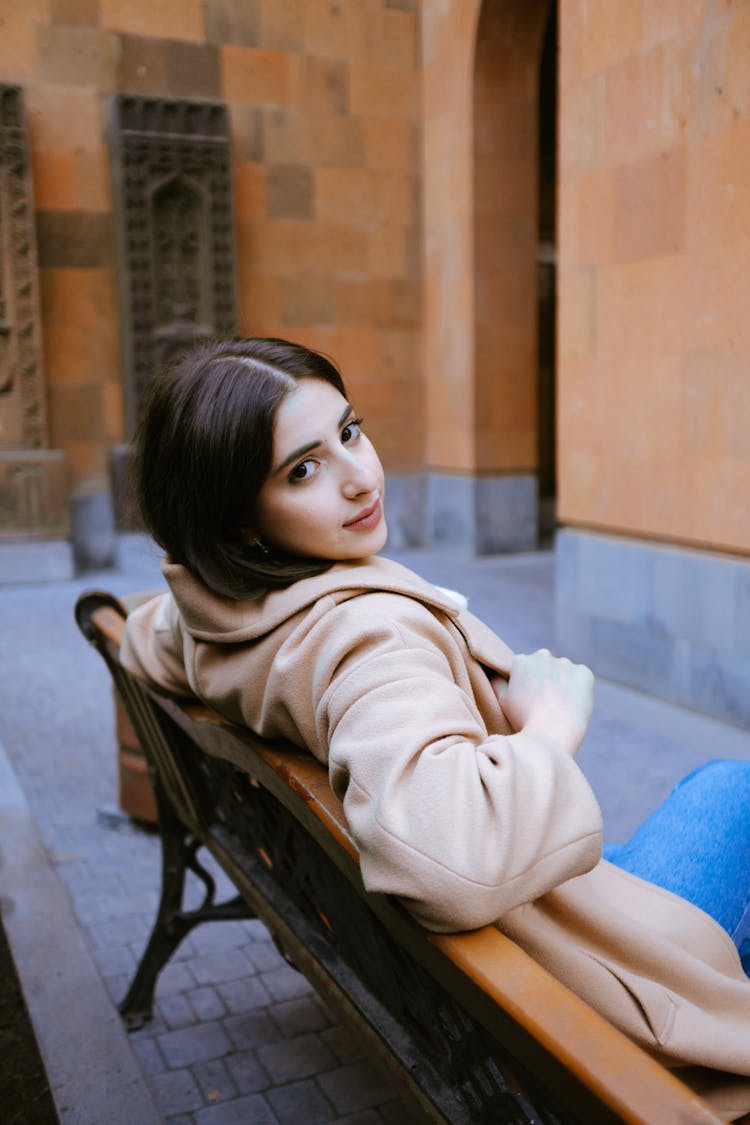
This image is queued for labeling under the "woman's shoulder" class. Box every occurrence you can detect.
[160,554,461,646]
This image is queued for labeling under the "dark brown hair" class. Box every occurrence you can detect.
[133,337,347,599]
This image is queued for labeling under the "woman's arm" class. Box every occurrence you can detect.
[309,597,602,933]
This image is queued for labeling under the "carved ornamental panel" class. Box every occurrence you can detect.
[0,84,47,452]
[109,94,237,436]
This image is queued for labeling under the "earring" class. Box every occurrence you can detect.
[253,538,270,556]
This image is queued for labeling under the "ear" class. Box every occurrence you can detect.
[241,529,271,555]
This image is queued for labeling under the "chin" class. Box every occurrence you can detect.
[370,518,388,555]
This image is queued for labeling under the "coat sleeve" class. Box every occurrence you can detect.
[120,592,193,697]
[310,598,603,932]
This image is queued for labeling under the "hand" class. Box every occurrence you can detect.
[494,649,594,755]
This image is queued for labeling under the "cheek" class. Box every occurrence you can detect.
[278,494,327,535]
[363,439,383,477]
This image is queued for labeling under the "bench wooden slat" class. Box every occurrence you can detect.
[429,929,723,1125]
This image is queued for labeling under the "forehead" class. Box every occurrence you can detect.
[273,379,348,449]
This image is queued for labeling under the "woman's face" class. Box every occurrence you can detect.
[253,378,388,561]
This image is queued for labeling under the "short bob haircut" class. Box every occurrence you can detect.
[133,336,347,600]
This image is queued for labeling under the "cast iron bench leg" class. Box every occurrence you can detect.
[119,795,254,1030]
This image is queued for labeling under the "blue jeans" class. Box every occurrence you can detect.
[603,759,750,975]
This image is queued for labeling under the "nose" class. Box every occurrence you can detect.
[340,449,377,499]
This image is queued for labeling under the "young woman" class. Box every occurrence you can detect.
[122,337,750,1110]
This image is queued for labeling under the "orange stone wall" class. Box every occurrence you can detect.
[1,0,423,502]
[7,0,746,558]
[421,0,478,471]
[557,1,750,555]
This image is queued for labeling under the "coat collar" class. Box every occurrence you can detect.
[162,554,465,644]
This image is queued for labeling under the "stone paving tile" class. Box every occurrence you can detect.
[87,912,152,950]
[171,934,199,960]
[223,1009,284,1051]
[191,1057,239,1103]
[73,894,128,926]
[90,943,137,978]
[224,1048,270,1094]
[216,974,274,1015]
[244,918,275,942]
[244,939,286,973]
[131,1035,167,1076]
[257,1031,338,1084]
[318,1060,397,1116]
[158,992,198,1031]
[265,1077,335,1123]
[156,959,198,996]
[320,1024,367,1064]
[148,1067,205,1115]
[130,1011,170,1039]
[55,866,124,895]
[193,1092,278,1124]
[269,995,334,1037]
[190,920,257,954]
[101,970,132,1004]
[189,984,228,1023]
[158,1020,233,1068]
[99,889,160,919]
[190,947,256,986]
[261,962,317,1002]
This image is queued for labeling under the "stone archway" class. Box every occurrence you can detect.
[422,0,553,552]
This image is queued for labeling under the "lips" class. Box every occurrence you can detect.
[344,498,382,530]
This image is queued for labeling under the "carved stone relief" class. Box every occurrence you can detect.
[0,450,68,540]
[0,84,48,452]
[0,86,68,546]
[109,94,237,438]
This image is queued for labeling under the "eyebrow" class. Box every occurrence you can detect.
[275,404,354,474]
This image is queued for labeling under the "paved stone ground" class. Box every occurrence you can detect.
[1,535,749,1123]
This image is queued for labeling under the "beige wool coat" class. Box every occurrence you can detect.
[121,554,750,1111]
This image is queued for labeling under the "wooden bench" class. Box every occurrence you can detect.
[75,589,726,1125]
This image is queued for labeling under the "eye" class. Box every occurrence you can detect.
[341,417,364,444]
[288,459,317,483]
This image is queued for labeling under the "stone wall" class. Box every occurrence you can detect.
[557,1,750,554]
[555,1,750,723]
[0,0,423,561]
[420,0,550,551]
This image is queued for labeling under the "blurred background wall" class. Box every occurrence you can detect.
[1,0,749,725]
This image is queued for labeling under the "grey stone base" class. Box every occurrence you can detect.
[383,473,427,550]
[426,472,538,554]
[0,538,74,584]
[556,528,750,728]
[0,489,120,583]
[385,472,538,554]
[70,487,118,572]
